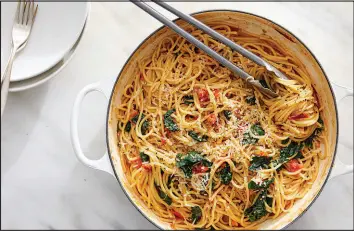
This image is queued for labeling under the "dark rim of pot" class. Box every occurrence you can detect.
[105,9,339,230]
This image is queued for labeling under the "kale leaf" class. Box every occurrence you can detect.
[140,152,150,163]
[249,156,271,171]
[183,95,194,105]
[272,141,303,168]
[245,177,274,221]
[154,183,172,205]
[245,190,268,222]
[125,121,132,132]
[250,124,265,136]
[188,131,208,142]
[164,109,179,132]
[246,96,256,105]
[130,113,150,135]
[242,132,258,145]
[248,178,274,190]
[176,151,212,178]
[191,206,202,224]
[219,163,232,185]
[223,110,232,120]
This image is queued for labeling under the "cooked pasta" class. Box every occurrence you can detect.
[114,24,326,230]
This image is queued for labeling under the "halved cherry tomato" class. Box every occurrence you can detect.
[206,114,218,126]
[195,88,210,103]
[231,220,239,227]
[161,138,167,145]
[164,128,171,138]
[142,164,152,171]
[289,113,309,120]
[234,108,242,119]
[132,158,142,169]
[171,210,184,220]
[212,89,220,100]
[192,164,209,174]
[286,159,303,172]
[129,109,139,119]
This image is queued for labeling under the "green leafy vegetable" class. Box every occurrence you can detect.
[164,109,179,132]
[281,138,290,145]
[272,141,303,168]
[223,110,232,120]
[245,177,274,221]
[248,178,274,190]
[191,206,202,224]
[176,151,212,178]
[130,113,150,135]
[242,132,258,145]
[140,152,150,163]
[219,163,232,185]
[155,183,172,205]
[303,117,324,148]
[125,121,132,132]
[249,156,271,171]
[250,124,265,136]
[183,95,194,105]
[246,96,256,105]
[188,131,208,142]
[245,190,268,222]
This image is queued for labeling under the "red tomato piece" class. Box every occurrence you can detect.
[212,89,220,99]
[164,128,171,138]
[289,113,309,120]
[129,109,139,119]
[286,159,303,172]
[140,73,144,81]
[142,164,152,171]
[171,210,184,220]
[161,138,167,145]
[231,220,238,227]
[195,88,210,103]
[206,114,218,126]
[192,164,209,174]
[132,158,142,169]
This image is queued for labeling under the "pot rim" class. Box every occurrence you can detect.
[105,9,339,230]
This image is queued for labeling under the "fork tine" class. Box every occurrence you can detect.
[26,0,32,25]
[28,1,38,26]
[15,0,21,24]
[21,1,27,24]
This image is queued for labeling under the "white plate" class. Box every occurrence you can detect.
[8,4,90,92]
[1,2,89,81]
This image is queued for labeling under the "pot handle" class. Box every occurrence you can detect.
[70,82,115,177]
[329,82,353,180]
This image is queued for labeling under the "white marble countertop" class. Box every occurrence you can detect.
[1,2,353,230]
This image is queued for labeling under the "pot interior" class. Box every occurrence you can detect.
[107,11,337,230]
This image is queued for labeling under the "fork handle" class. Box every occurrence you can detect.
[1,47,17,117]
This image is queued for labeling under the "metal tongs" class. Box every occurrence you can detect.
[131,1,291,98]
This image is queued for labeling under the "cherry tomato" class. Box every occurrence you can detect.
[171,210,184,219]
[142,164,152,171]
[286,159,303,172]
[289,113,309,120]
[206,114,218,126]
[161,138,167,145]
[192,164,209,174]
[212,89,220,99]
[195,88,210,103]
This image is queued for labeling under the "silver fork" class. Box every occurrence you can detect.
[1,1,38,117]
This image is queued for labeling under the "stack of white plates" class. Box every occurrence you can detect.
[1,2,90,92]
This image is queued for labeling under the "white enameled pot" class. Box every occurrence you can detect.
[70,11,353,230]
